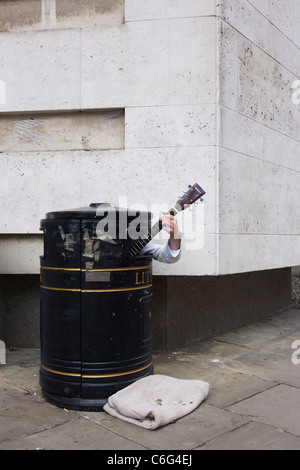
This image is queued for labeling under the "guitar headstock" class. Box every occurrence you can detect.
[176,183,205,211]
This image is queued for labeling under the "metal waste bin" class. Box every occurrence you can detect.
[39,203,153,411]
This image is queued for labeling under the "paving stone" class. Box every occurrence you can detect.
[222,348,300,387]
[227,384,300,436]
[5,348,40,365]
[0,363,40,393]
[1,417,146,450]
[83,403,248,450]
[0,380,74,446]
[154,349,276,409]
[1,310,300,450]
[198,421,300,450]
[217,309,300,348]
[217,314,300,358]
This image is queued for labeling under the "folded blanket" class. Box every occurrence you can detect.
[103,374,210,430]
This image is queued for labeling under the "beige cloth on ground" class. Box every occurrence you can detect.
[103,374,210,430]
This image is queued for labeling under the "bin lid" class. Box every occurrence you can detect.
[43,203,151,220]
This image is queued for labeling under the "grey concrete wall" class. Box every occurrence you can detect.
[152,268,292,350]
[0,268,292,351]
[0,275,40,348]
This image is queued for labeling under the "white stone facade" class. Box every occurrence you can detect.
[0,0,299,276]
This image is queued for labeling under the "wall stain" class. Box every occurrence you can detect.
[0,0,124,31]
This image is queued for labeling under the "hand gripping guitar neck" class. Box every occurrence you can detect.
[128,183,205,257]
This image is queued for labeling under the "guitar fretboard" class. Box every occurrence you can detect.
[128,205,180,256]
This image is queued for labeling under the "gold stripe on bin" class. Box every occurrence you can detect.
[41,265,151,272]
[82,265,151,272]
[41,364,81,377]
[41,361,152,379]
[40,264,152,292]
[41,284,152,293]
[81,284,152,293]
[40,266,81,271]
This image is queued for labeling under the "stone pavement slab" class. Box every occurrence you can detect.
[227,384,300,436]
[0,378,74,445]
[153,343,277,408]
[199,421,300,450]
[217,309,300,347]
[0,309,300,450]
[221,347,300,387]
[81,403,248,450]
[1,415,147,451]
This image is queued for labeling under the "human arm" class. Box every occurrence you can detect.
[139,213,181,263]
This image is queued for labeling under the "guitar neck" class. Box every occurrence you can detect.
[128,183,205,257]
[128,204,180,256]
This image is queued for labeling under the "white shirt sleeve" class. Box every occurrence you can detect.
[139,240,181,264]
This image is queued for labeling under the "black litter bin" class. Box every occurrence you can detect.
[39,203,153,411]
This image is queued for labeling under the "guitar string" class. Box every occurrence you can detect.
[128,185,205,255]
[128,205,179,256]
